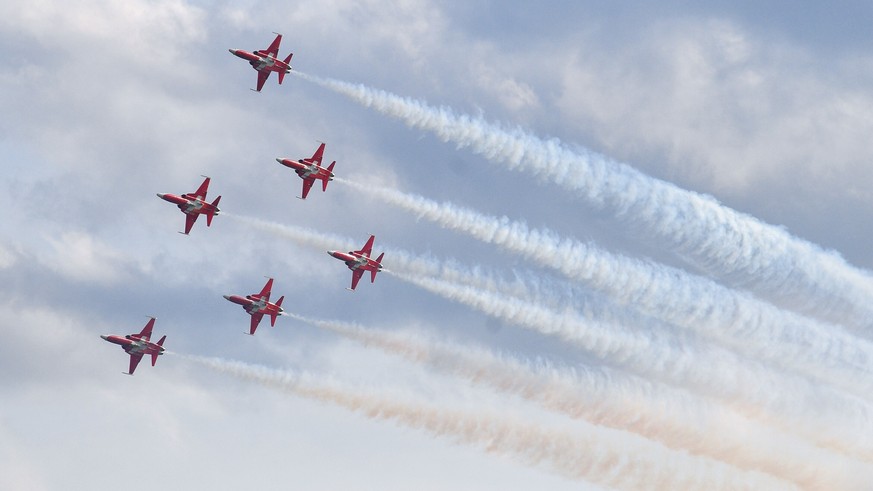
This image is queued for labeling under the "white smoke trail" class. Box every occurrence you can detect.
[222,212,357,252]
[388,270,873,460]
[335,178,873,400]
[297,72,873,332]
[288,313,873,489]
[184,354,797,490]
[223,213,873,459]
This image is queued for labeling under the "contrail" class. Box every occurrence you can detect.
[287,313,873,489]
[224,213,873,459]
[388,270,873,461]
[335,178,873,400]
[296,72,873,332]
[183,355,797,490]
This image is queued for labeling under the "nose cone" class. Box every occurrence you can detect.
[223,295,232,301]
[228,48,235,54]
[100,335,109,341]
[156,193,164,199]
[276,158,283,164]
[327,250,337,258]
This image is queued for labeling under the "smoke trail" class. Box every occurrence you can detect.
[184,355,796,490]
[335,178,873,400]
[288,313,873,489]
[223,212,873,459]
[222,212,357,252]
[297,72,873,332]
[388,270,873,460]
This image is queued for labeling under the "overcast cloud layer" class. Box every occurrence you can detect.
[2,1,873,489]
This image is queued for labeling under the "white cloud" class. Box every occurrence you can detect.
[552,17,873,204]
[0,243,16,269]
[39,231,132,285]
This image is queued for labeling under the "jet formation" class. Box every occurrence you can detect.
[105,34,386,374]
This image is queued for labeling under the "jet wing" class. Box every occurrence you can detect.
[265,33,282,57]
[310,143,326,165]
[256,70,270,92]
[350,269,365,291]
[258,278,273,302]
[137,317,156,341]
[300,177,315,199]
[250,313,264,335]
[193,177,210,200]
[184,213,198,235]
[355,235,375,257]
[128,353,143,375]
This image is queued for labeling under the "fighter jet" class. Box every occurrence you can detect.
[328,235,384,291]
[157,176,221,235]
[101,317,166,375]
[224,277,286,335]
[276,142,336,200]
[228,33,293,92]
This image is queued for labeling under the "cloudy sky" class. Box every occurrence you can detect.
[2,1,873,489]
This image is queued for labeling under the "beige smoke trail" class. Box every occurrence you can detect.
[287,313,873,489]
[388,271,873,462]
[185,355,796,490]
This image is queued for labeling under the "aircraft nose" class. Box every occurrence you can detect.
[228,49,235,54]
[100,335,109,341]
[276,158,283,163]
[156,193,164,199]
[223,295,232,301]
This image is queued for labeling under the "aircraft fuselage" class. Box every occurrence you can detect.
[229,49,291,73]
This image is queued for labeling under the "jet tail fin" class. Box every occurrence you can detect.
[371,253,384,283]
[278,53,293,84]
[152,335,166,366]
[207,196,221,226]
[270,296,284,327]
[322,161,336,191]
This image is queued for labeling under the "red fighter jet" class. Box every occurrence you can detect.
[228,33,293,92]
[276,142,337,200]
[100,317,167,375]
[157,176,221,235]
[328,235,385,291]
[224,277,286,335]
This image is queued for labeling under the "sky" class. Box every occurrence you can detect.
[2,1,873,489]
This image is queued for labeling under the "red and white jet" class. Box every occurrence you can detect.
[228,33,293,92]
[224,277,286,335]
[276,142,336,200]
[157,176,221,235]
[101,317,167,375]
[328,235,385,291]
